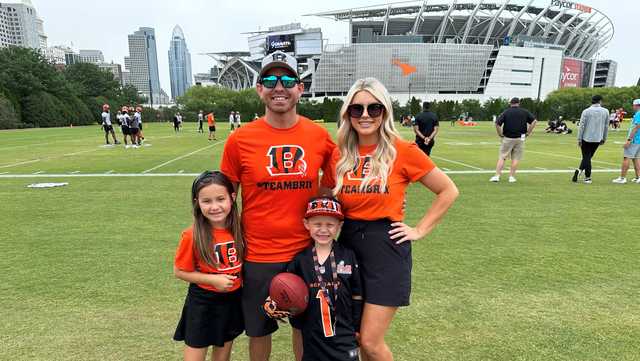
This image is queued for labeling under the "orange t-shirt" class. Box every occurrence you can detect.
[207,113,215,126]
[322,139,436,221]
[174,227,243,292]
[220,116,336,263]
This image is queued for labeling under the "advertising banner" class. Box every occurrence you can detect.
[560,58,583,88]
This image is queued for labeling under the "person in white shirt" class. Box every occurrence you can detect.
[101,104,119,145]
[229,111,236,131]
[197,110,204,133]
[234,111,241,129]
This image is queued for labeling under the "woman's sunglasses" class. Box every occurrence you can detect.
[259,75,300,89]
[347,103,385,118]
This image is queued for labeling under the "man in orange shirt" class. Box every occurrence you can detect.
[207,112,216,141]
[220,51,335,361]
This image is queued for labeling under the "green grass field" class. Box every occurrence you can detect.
[1,121,639,361]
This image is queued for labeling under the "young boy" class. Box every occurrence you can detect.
[266,197,363,361]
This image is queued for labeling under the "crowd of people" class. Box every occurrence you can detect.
[100,104,145,148]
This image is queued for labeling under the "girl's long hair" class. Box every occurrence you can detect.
[191,171,243,267]
[334,78,401,194]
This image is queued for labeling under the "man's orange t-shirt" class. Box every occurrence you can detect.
[207,113,215,126]
[174,227,242,292]
[220,116,335,263]
[322,139,436,221]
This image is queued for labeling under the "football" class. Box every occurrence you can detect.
[269,272,309,316]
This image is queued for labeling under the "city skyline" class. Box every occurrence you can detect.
[29,0,640,92]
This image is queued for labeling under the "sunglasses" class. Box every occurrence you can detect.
[259,75,300,89]
[347,103,385,118]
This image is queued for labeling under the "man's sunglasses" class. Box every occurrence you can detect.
[347,103,385,118]
[259,75,300,89]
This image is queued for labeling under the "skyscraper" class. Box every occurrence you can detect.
[168,25,192,99]
[0,0,47,50]
[124,27,163,105]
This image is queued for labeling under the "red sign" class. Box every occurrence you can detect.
[560,58,583,88]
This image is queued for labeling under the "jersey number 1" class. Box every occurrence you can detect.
[316,290,335,337]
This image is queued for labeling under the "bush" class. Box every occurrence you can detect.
[21,92,74,127]
[0,94,20,129]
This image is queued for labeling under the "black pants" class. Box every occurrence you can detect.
[579,141,600,178]
[417,139,435,156]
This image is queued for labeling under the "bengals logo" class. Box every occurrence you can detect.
[347,155,374,181]
[214,241,241,271]
[266,145,307,176]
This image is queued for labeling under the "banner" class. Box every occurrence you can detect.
[560,58,583,88]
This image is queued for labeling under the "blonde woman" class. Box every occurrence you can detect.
[322,78,459,361]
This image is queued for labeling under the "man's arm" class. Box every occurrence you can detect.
[527,120,537,136]
[602,111,609,143]
[413,124,427,141]
[625,123,640,148]
[577,110,587,144]
[495,123,504,137]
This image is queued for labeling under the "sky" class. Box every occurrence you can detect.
[34,0,637,93]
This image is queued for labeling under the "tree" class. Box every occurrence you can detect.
[0,94,20,129]
[407,96,422,116]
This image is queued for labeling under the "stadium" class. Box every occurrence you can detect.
[202,0,616,103]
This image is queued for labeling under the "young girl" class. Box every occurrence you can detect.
[173,171,245,361]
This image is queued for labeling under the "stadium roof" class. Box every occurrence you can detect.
[306,0,613,59]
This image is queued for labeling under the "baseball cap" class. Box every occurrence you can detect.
[633,99,640,106]
[304,197,344,220]
[260,51,298,78]
[510,97,520,104]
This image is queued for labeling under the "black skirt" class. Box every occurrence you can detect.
[173,283,244,348]
[338,218,412,307]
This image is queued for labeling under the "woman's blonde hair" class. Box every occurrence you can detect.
[334,78,401,194]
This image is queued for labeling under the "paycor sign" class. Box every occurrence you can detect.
[560,58,584,88]
[551,0,592,13]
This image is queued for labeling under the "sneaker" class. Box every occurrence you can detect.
[508,176,517,183]
[125,145,131,149]
[571,169,580,182]
[489,175,500,182]
[612,177,627,184]
[631,177,640,184]
[584,178,592,184]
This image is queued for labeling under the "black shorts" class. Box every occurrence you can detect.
[242,261,288,337]
[174,284,244,348]
[417,139,435,156]
[121,126,130,135]
[338,218,412,307]
[139,123,143,130]
[209,125,216,132]
[103,124,113,133]
[130,128,139,135]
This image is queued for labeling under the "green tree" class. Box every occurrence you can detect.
[407,96,422,116]
[0,94,20,129]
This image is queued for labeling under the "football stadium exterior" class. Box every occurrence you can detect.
[204,1,615,102]
[307,0,615,102]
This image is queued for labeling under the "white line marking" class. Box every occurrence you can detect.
[178,170,184,174]
[70,171,80,174]
[528,150,619,166]
[0,159,41,169]
[105,170,114,174]
[33,171,44,174]
[535,167,547,170]
[430,155,484,170]
[0,169,622,178]
[441,167,451,171]
[0,171,8,175]
[142,141,223,174]
[63,149,99,157]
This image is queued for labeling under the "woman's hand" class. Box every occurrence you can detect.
[389,222,425,244]
[208,274,237,291]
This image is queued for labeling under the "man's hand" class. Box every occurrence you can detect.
[578,141,582,147]
[263,296,291,321]
[600,140,605,145]
[624,140,631,149]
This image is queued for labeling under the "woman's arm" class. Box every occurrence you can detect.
[389,168,459,244]
[173,266,237,291]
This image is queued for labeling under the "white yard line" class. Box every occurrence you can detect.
[0,171,8,175]
[527,150,619,166]
[0,169,622,179]
[70,171,80,174]
[105,170,114,174]
[32,171,44,174]
[178,170,184,174]
[63,149,100,157]
[535,167,547,170]
[441,167,451,171]
[142,141,223,174]
[430,155,484,170]
[0,159,41,169]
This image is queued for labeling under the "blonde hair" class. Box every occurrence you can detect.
[334,78,402,194]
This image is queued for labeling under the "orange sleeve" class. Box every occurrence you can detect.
[174,230,196,272]
[402,142,437,182]
[320,134,337,189]
[220,132,241,183]
[320,147,338,190]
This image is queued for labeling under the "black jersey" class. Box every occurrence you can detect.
[288,243,363,361]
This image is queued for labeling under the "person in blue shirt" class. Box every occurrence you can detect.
[612,99,640,184]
